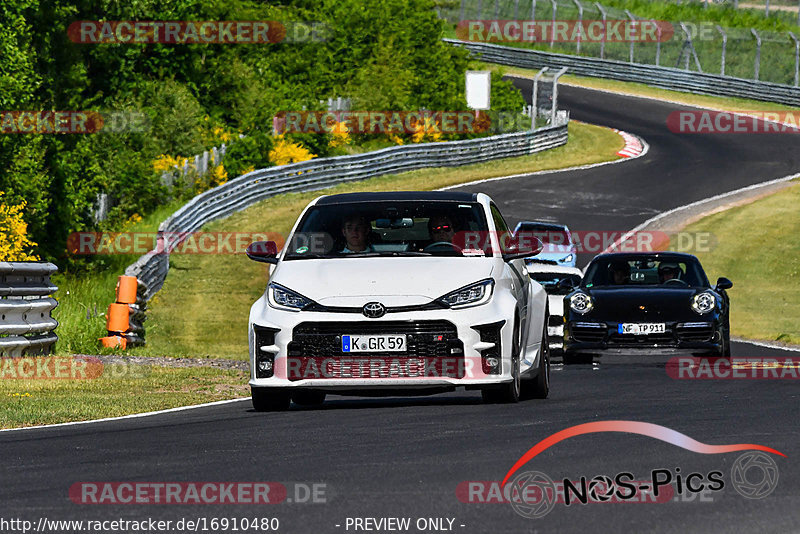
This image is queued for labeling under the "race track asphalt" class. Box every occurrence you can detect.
[1,83,798,534]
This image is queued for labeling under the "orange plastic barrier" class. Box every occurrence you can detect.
[116,275,138,304]
[100,335,127,349]
[106,303,130,332]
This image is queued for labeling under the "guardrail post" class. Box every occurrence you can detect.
[531,0,537,22]
[551,67,568,125]
[494,0,500,19]
[716,25,727,76]
[625,9,636,63]
[655,21,662,66]
[573,0,584,54]
[514,0,520,20]
[790,32,800,86]
[550,0,557,48]
[595,2,607,58]
[751,28,761,80]
[531,67,549,130]
[477,0,483,19]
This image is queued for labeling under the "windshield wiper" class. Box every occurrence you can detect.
[344,251,433,257]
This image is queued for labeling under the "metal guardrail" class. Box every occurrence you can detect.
[0,262,59,357]
[125,121,569,301]
[446,39,800,106]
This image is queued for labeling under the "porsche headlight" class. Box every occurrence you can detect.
[268,283,314,311]
[569,292,593,314]
[691,291,716,314]
[438,279,494,308]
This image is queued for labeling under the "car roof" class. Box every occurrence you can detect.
[315,191,479,205]
[589,251,700,263]
[526,264,583,275]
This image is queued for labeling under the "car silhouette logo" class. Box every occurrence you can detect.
[363,302,386,318]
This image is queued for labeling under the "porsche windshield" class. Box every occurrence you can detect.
[283,201,492,259]
[583,256,710,288]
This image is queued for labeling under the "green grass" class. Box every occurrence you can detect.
[486,63,800,112]
[0,365,248,429]
[445,0,800,86]
[683,181,800,345]
[134,121,624,360]
[52,199,185,355]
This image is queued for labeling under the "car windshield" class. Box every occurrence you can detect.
[583,257,710,288]
[516,224,572,247]
[530,272,582,293]
[283,201,492,259]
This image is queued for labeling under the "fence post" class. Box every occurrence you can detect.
[790,32,800,86]
[531,67,549,130]
[595,2,607,58]
[625,9,636,63]
[573,0,584,54]
[460,0,466,20]
[550,0,557,48]
[477,0,483,19]
[679,22,703,72]
[765,0,770,16]
[716,25,727,76]
[495,0,500,18]
[655,21,662,66]
[751,28,761,80]
[514,0,520,19]
[551,67,568,125]
[531,0,537,22]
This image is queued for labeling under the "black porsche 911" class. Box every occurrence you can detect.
[561,252,732,363]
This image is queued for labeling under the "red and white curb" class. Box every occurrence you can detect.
[615,129,645,158]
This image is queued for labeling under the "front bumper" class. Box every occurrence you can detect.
[563,320,723,353]
[248,294,520,390]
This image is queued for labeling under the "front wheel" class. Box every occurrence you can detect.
[523,315,550,399]
[251,387,290,412]
[482,321,521,404]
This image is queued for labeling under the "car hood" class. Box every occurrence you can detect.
[271,257,495,306]
[583,287,709,321]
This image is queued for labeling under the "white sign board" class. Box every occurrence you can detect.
[465,71,491,110]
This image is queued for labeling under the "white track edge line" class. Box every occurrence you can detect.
[0,397,250,434]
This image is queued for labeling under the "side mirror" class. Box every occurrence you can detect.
[503,234,544,261]
[715,277,733,290]
[246,241,279,264]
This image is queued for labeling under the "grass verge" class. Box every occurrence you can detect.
[136,121,624,359]
[0,365,248,429]
[683,181,800,345]
[486,64,800,112]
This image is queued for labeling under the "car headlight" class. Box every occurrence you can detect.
[268,283,315,311]
[691,291,716,314]
[437,279,494,309]
[569,292,593,314]
[560,254,574,263]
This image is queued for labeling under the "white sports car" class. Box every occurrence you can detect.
[525,262,583,350]
[245,191,550,410]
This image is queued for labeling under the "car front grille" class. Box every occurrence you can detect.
[287,321,464,381]
[570,322,607,343]
[608,331,674,344]
[676,322,715,342]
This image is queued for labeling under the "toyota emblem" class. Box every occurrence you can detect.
[362,302,386,318]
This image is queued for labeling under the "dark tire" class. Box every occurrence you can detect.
[523,315,550,399]
[292,390,326,406]
[251,387,290,412]
[482,320,521,404]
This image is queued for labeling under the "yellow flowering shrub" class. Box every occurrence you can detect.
[328,121,351,148]
[152,154,185,173]
[269,136,317,166]
[0,192,39,261]
[411,117,442,143]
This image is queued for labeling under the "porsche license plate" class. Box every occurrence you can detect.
[618,323,666,335]
[342,334,406,353]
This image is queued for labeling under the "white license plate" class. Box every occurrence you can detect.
[342,334,407,353]
[618,323,666,335]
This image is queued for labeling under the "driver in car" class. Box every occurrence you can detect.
[608,261,631,285]
[658,262,682,283]
[340,214,374,253]
[428,214,456,244]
